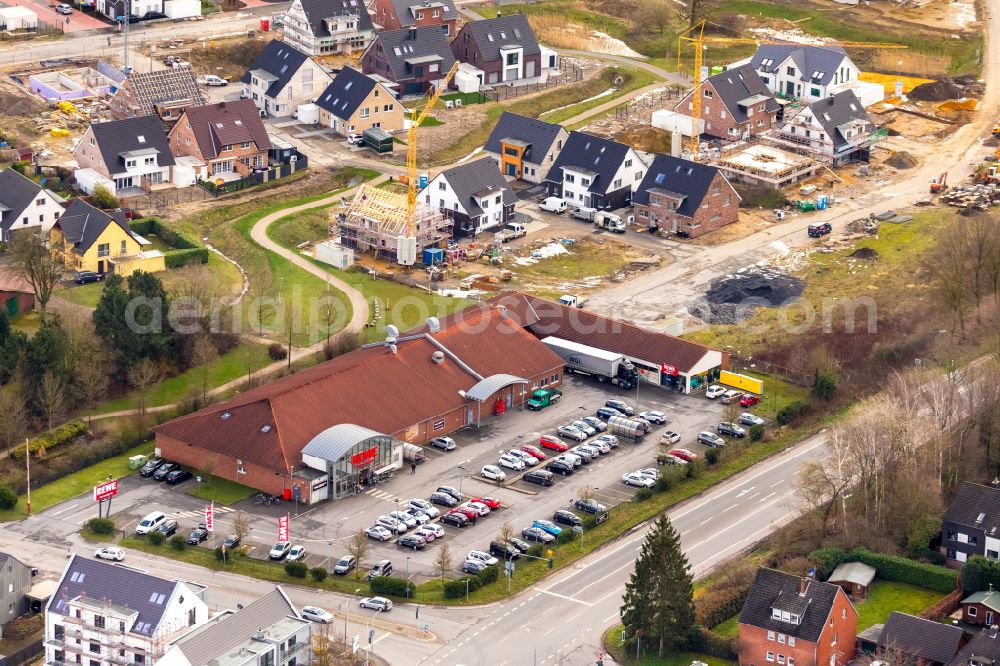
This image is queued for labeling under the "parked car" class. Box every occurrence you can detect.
[660,431,681,445]
[366,526,393,541]
[408,498,440,517]
[333,555,357,575]
[605,399,634,416]
[739,412,765,426]
[55,4,73,14]
[365,560,393,581]
[808,222,832,237]
[489,540,521,560]
[556,453,582,468]
[462,559,488,574]
[287,545,306,561]
[164,469,192,485]
[152,462,178,481]
[572,420,597,436]
[595,407,623,420]
[221,534,241,549]
[464,501,491,517]
[531,519,562,536]
[637,467,661,481]
[95,546,125,561]
[135,511,166,535]
[376,515,406,534]
[507,537,531,553]
[482,463,508,480]
[403,510,430,525]
[139,458,163,477]
[142,10,167,19]
[594,434,619,448]
[539,435,568,452]
[581,416,607,432]
[522,469,554,486]
[301,606,334,623]
[622,472,655,488]
[546,459,575,476]
[557,425,588,442]
[388,511,417,528]
[553,510,582,527]
[430,436,457,451]
[657,452,689,466]
[568,446,594,463]
[498,453,525,471]
[436,486,464,502]
[430,492,459,508]
[467,550,498,566]
[415,524,443,541]
[450,505,479,521]
[441,512,470,528]
[203,75,229,86]
[359,596,393,611]
[519,444,546,460]
[740,394,761,408]
[720,390,743,404]
[397,534,427,550]
[539,197,568,214]
[471,496,502,509]
[156,520,179,538]
[718,422,747,438]
[346,133,364,145]
[698,431,727,447]
[705,385,726,399]
[589,439,611,454]
[187,524,210,545]
[522,526,555,543]
[637,410,666,425]
[670,448,698,462]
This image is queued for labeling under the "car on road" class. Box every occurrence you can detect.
[575,498,607,515]
[605,399,634,416]
[670,448,698,462]
[522,526,555,543]
[519,444,546,460]
[539,197,568,214]
[637,410,666,425]
[490,540,521,560]
[164,469,192,485]
[705,385,726,399]
[153,462,179,481]
[739,412,765,426]
[498,453,525,471]
[594,434,619,448]
[397,534,427,550]
[388,511,417,528]
[365,560,393,581]
[366,525,393,541]
[698,431,727,447]
[301,606,334,623]
[464,501,490,517]
[441,512,470,528]
[718,422,746,438]
[557,425,588,442]
[571,420,597,437]
[622,472,655,488]
[553,510,582,527]
[660,431,681,445]
[581,416,607,432]
[55,4,73,14]
[808,222,832,238]
[95,546,125,561]
[139,458,163,477]
[135,511,167,535]
[531,519,562,536]
[720,390,743,404]
[482,464,508,481]
[408,498,441,518]
[203,75,229,86]
[546,459,574,476]
[187,524,210,545]
[595,406,623,420]
[471,496,501,509]
[436,486,464,502]
[430,492,459,508]
[333,555,356,575]
[522,469,554,486]
[156,520,179,538]
[468,550,498,566]
[430,436,457,451]
[287,545,306,561]
[539,435,568,452]
[359,596,393,612]
[503,449,538,466]
[740,394,761,407]
[462,559,489,574]
[376,515,406,534]
[415,524,443,541]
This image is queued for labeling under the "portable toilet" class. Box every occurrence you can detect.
[419,173,429,189]
[422,247,443,266]
[260,16,270,31]
[817,195,829,210]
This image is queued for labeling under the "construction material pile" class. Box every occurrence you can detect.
[885,151,918,169]
[845,214,881,235]
[698,269,805,324]
[940,183,1000,210]
[908,79,964,101]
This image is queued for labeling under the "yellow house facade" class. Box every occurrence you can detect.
[50,199,165,275]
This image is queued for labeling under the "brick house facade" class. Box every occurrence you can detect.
[632,154,740,238]
[675,64,779,140]
[370,0,457,34]
[168,100,271,178]
[361,26,456,95]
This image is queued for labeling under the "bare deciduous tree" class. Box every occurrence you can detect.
[74,359,110,426]
[0,389,26,457]
[231,510,251,542]
[687,0,712,27]
[434,542,452,581]
[127,358,160,425]
[347,530,369,579]
[9,230,64,321]
[38,371,66,433]
[191,334,219,404]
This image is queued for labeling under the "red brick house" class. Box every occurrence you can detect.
[361,26,456,95]
[675,64,779,141]
[370,0,457,35]
[738,569,858,666]
[167,99,272,179]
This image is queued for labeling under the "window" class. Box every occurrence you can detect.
[360,108,370,119]
[788,637,795,647]
[505,147,519,156]
[134,655,145,665]
[778,656,785,665]
[810,87,820,97]
[831,633,837,646]
[948,530,958,541]
[988,550,999,560]
[94,615,105,629]
[767,631,775,641]
[786,66,795,76]
[703,89,713,98]
[712,181,721,196]
[778,634,785,644]
[613,178,622,189]
[766,653,775,662]
[126,159,136,168]
[241,142,251,149]
[416,10,423,18]
[222,144,232,152]
[384,104,394,112]
[624,159,632,168]
[580,178,590,187]
[54,624,64,639]
[565,174,575,184]
[89,642,100,653]
[120,240,127,255]
[97,243,109,258]
[119,621,125,632]
[36,197,45,206]
[432,8,438,16]
[506,52,519,66]
[970,606,979,616]
[788,659,794,666]
[438,181,446,191]
[724,192,732,206]
[38,215,43,223]
[728,127,738,136]
[635,171,642,181]
[842,608,847,620]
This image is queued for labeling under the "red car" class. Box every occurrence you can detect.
[471,496,502,509]
[449,506,479,520]
[740,394,760,407]
[670,448,699,462]
[539,435,568,452]
[519,444,546,460]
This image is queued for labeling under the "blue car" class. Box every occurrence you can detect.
[531,519,563,536]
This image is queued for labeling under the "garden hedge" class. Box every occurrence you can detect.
[695,585,749,628]
[129,218,208,267]
[12,420,87,459]
[961,556,1000,594]
[809,547,957,593]
[164,248,209,268]
[691,626,738,660]
[370,576,409,597]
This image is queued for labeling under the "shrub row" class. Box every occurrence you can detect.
[164,248,209,268]
[961,556,1000,594]
[777,400,810,425]
[370,576,410,597]
[285,561,308,578]
[130,218,200,249]
[690,626,738,660]
[442,565,500,599]
[695,585,748,628]
[810,547,957,593]
[87,518,116,535]
[11,420,87,459]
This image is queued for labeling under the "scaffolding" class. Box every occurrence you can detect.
[333,184,452,263]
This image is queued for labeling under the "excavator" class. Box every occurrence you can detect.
[929,172,948,194]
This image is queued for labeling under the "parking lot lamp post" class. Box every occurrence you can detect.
[405,557,410,599]
[465,577,470,602]
[456,465,467,496]
[345,587,360,650]
[366,607,383,663]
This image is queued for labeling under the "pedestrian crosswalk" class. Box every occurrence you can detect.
[365,489,399,502]
[173,506,235,520]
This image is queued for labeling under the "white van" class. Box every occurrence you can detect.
[136,511,167,535]
[539,197,567,214]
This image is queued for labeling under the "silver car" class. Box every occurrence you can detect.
[581,416,608,433]
[376,515,406,533]
[739,412,765,426]
[572,420,597,437]
[388,511,417,528]
[557,425,588,442]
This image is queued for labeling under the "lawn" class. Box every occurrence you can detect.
[855,580,945,630]
[713,614,740,639]
[186,474,256,506]
[0,442,152,522]
[10,310,40,336]
[604,624,735,666]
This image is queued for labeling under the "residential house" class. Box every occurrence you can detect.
[826,561,876,599]
[50,199,165,275]
[0,168,64,241]
[0,267,35,317]
[44,555,209,666]
[361,25,456,95]
[876,611,966,666]
[109,66,206,125]
[241,40,332,118]
[949,626,1000,666]
[750,43,859,101]
[738,568,858,666]
[941,482,1000,567]
[451,14,557,87]
[73,115,175,196]
[423,156,517,237]
[316,66,405,136]
[168,99,272,179]
[280,0,375,56]
[631,154,739,238]
[768,90,875,164]
[484,111,567,184]
[544,131,646,210]
[962,589,1000,626]
[674,64,779,140]
[0,552,33,637]
[159,587,310,666]
[95,0,163,23]
[370,0,457,35]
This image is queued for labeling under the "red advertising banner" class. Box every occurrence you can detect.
[278,515,289,541]
[205,504,214,531]
[661,363,679,376]
[351,446,378,468]
[93,479,118,502]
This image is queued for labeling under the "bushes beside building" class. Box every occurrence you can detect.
[129,217,209,267]
[810,547,957,593]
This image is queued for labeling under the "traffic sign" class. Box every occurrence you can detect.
[93,479,118,502]
[352,634,359,654]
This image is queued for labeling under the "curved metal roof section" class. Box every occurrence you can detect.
[302,423,388,461]
[466,374,528,402]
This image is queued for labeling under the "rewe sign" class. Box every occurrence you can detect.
[93,479,119,502]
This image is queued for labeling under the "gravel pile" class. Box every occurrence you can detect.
[695,269,805,323]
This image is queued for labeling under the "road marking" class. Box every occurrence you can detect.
[539,588,592,606]
[770,480,783,488]
[564,559,635,599]
[699,516,713,526]
[604,611,620,623]
[747,492,759,500]
[760,492,776,502]
[51,503,80,516]
[724,504,738,512]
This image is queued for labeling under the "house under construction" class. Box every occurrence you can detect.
[333,184,452,263]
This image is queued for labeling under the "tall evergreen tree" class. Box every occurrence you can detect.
[93,271,173,374]
[620,513,695,658]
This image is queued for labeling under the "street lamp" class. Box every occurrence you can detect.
[366,607,384,663]
[456,465,467,497]
[405,556,411,599]
[344,587,360,650]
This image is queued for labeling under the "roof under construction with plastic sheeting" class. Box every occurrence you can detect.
[466,374,529,402]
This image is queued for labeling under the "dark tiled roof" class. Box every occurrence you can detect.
[704,64,779,124]
[389,0,456,27]
[459,14,539,63]
[545,131,634,195]
[366,26,455,83]
[751,43,850,87]
[486,292,718,375]
[805,89,871,150]
[299,0,373,36]
[945,482,1000,536]
[880,611,965,664]
[484,112,564,163]
[0,169,51,235]
[48,555,182,637]
[437,157,515,217]
[738,568,845,643]
[56,199,133,255]
[316,67,378,120]
[949,627,1000,666]
[181,99,271,161]
[631,154,728,217]
[89,115,175,174]
[240,40,312,98]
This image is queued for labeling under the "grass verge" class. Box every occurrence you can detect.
[186,475,257,506]
[604,624,734,665]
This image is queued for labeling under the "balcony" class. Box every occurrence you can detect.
[280,641,310,660]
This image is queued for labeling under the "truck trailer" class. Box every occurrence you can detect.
[541,336,638,390]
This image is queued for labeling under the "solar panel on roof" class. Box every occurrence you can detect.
[487,34,494,41]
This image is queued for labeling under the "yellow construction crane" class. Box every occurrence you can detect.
[399,59,461,265]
